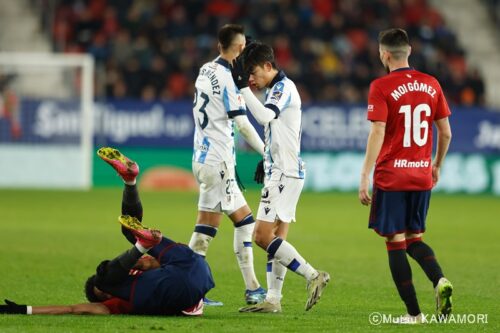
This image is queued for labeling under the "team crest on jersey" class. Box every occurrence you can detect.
[270,82,284,103]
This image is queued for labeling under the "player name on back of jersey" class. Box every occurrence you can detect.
[200,65,221,96]
[390,80,437,101]
[393,159,430,168]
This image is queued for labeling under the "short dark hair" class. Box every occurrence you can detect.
[241,42,276,73]
[84,275,101,302]
[378,28,410,48]
[218,24,244,51]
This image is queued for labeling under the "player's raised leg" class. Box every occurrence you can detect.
[229,204,266,305]
[98,147,143,244]
[406,234,453,316]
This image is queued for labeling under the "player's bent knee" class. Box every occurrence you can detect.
[405,232,422,239]
[229,205,252,224]
[196,210,223,228]
[385,233,405,243]
[253,222,275,249]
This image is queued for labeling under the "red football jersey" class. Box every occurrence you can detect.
[367,68,451,190]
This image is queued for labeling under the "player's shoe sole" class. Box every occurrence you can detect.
[97,147,139,182]
[119,215,149,231]
[239,301,282,313]
[245,287,267,305]
[435,278,453,316]
[119,215,161,248]
[305,270,330,311]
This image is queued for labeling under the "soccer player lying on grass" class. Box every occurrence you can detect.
[0,148,214,316]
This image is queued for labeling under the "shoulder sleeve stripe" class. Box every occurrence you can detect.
[227,110,246,118]
[264,103,280,119]
[223,87,231,112]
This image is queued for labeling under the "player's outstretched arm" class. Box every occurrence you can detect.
[34,303,111,315]
[0,299,110,315]
[432,117,452,186]
[359,121,386,205]
[234,115,265,155]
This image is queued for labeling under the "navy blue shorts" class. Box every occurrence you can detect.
[369,187,431,237]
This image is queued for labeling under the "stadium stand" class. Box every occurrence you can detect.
[37,0,488,105]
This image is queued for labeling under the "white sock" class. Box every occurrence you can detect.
[189,232,214,256]
[124,179,136,185]
[234,223,259,290]
[271,239,319,281]
[265,257,287,304]
[135,242,149,254]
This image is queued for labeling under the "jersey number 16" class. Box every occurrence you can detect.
[399,103,431,147]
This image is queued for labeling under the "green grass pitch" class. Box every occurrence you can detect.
[0,188,498,332]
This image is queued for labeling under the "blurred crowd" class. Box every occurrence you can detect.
[46,0,486,105]
[483,0,500,27]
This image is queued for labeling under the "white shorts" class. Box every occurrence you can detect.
[193,161,247,215]
[257,172,304,223]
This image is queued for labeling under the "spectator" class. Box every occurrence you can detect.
[46,0,487,106]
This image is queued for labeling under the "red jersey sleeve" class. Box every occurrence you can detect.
[435,85,451,120]
[367,82,388,122]
[102,297,133,314]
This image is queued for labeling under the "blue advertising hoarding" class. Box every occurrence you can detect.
[2,99,500,155]
[2,99,500,194]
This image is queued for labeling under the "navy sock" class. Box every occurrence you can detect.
[387,241,421,316]
[121,184,143,220]
[406,238,444,288]
[121,184,143,244]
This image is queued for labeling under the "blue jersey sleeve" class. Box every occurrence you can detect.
[264,81,291,118]
[223,78,246,118]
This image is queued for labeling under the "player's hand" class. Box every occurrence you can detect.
[254,159,265,184]
[230,56,249,90]
[432,164,440,187]
[133,255,160,271]
[359,176,372,206]
[0,299,27,314]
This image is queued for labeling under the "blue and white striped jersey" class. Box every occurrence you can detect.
[263,70,305,179]
[192,57,246,166]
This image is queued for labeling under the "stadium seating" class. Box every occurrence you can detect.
[44,0,486,105]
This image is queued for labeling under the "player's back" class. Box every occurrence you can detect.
[192,58,246,166]
[368,68,451,190]
[132,245,214,315]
